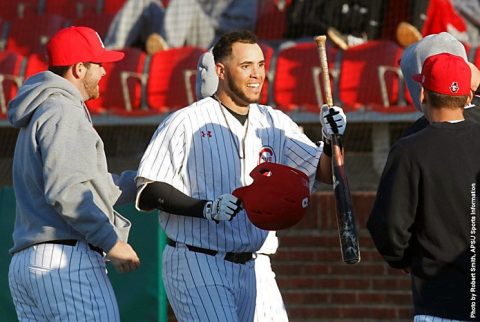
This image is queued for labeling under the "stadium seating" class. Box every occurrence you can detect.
[271,40,339,113]
[0,0,39,20]
[24,53,48,79]
[0,1,424,119]
[71,13,115,39]
[259,42,274,105]
[103,0,127,14]
[255,0,290,41]
[0,18,6,50]
[146,46,206,113]
[86,47,148,115]
[43,0,100,19]
[338,40,415,113]
[0,50,25,118]
[5,13,67,57]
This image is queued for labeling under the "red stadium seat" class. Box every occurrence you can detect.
[86,47,147,115]
[146,46,206,113]
[103,0,127,14]
[259,42,274,105]
[255,0,290,41]
[0,0,39,20]
[338,40,414,113]
[24,53,48,79]
[272,40,339,113]
[43,0,99,19]
[6,13,67,57]
[72,13,115,39]
[0,50,26,118]
[0,18,6,50]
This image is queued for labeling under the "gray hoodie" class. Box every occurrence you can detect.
[8,71,137,254]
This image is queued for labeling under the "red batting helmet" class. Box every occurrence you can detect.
[233,162,310,230]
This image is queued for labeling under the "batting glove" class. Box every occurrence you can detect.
[203,194,242,222]
[320,104,347,141]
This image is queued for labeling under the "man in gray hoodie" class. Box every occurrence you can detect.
[7,26,140,322]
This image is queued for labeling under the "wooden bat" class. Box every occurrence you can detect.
[314,35,361,264]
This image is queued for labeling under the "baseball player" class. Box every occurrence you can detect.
[196,48,288,321]
[7,26,140,322]
[136,29,347,321]
[368,53,480,321]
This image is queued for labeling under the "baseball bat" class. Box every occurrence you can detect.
[314,35,360,264]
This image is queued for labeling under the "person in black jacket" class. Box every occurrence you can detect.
[367,52,480,321]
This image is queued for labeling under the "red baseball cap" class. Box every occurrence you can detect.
[412,53,471,96]
[47,26,124,66]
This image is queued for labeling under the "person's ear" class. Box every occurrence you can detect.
[420,88,426,104]
[467,89,474,105]
[72,62,86,79]
[216,62,225,80]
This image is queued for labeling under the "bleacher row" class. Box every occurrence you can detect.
[1,0,476,123]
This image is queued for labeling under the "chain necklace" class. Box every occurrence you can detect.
[215,96,249,159]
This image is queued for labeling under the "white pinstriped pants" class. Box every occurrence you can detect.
[254,254,288,322]
[163,243,256,322]
[8,241,119,322]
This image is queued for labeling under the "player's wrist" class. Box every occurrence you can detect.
[322,141,332,158]
[203,200,215,221]
[321,132,332,158]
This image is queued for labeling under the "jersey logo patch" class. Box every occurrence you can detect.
[201,130,212,138]
[258,146,275,163]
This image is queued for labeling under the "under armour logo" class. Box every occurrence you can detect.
[450,81,459,93]
[201,130,212,138]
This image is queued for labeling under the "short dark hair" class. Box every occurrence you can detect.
[212,30,258,63]
[48,62,92,77]
[48,65,70,77]
[426,90,468,109]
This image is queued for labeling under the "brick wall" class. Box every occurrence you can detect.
[274,191,413,322]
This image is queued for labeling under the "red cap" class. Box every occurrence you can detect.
[233,162,310,231]
[47,26,124,66]
[412,53,471,96]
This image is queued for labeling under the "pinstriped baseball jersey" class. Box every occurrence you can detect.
[137,96,322,252]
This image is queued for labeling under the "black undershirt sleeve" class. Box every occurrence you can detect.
[138,182,207,218]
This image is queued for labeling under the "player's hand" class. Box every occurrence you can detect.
[106,240,140,273]
[320,104,346,140]
[203,194,242,222]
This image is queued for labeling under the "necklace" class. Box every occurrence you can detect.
[215,96,249,159]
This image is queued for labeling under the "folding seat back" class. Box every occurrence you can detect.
[72,13,115,39]
[24,53,48,79]
[259,42,274,105]
[255,0,289,41]
[6,13,66,56]
[272,41,338,112]
[338,40,413,112]
[146,46,206,113]
[86,47,147,115]
[43,0,100,19]
[0,0,39,20]
[103,0,127,14]
[0,50,26,118]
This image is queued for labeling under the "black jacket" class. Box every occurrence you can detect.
[368,120,480,320]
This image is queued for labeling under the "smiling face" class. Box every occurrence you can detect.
[217,42,265,109]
